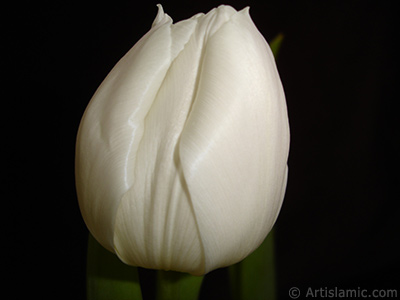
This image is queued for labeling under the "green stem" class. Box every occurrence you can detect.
[155,270,204,300]
[229,229,277,300]
[87,234,143,300]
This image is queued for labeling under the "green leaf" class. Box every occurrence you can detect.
[270,33,284,58]
[229,230,276,300]
[87,234,143,300]
[156,270,204,300]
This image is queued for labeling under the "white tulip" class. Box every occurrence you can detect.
[76,4,289,276]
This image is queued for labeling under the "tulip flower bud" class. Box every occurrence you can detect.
[76,4,289,276]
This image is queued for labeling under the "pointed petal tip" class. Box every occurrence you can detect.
[239,6,251,15]
[156,3,163,12]
[152,4,172,28]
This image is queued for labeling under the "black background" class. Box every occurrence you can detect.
[6,0,398,299]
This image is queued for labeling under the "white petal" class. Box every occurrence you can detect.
[76,5,196,251]
[112,19,205,273]
[179,8,290,273]
[112,6,245,275]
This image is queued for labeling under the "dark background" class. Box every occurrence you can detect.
[6,0,398,299]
